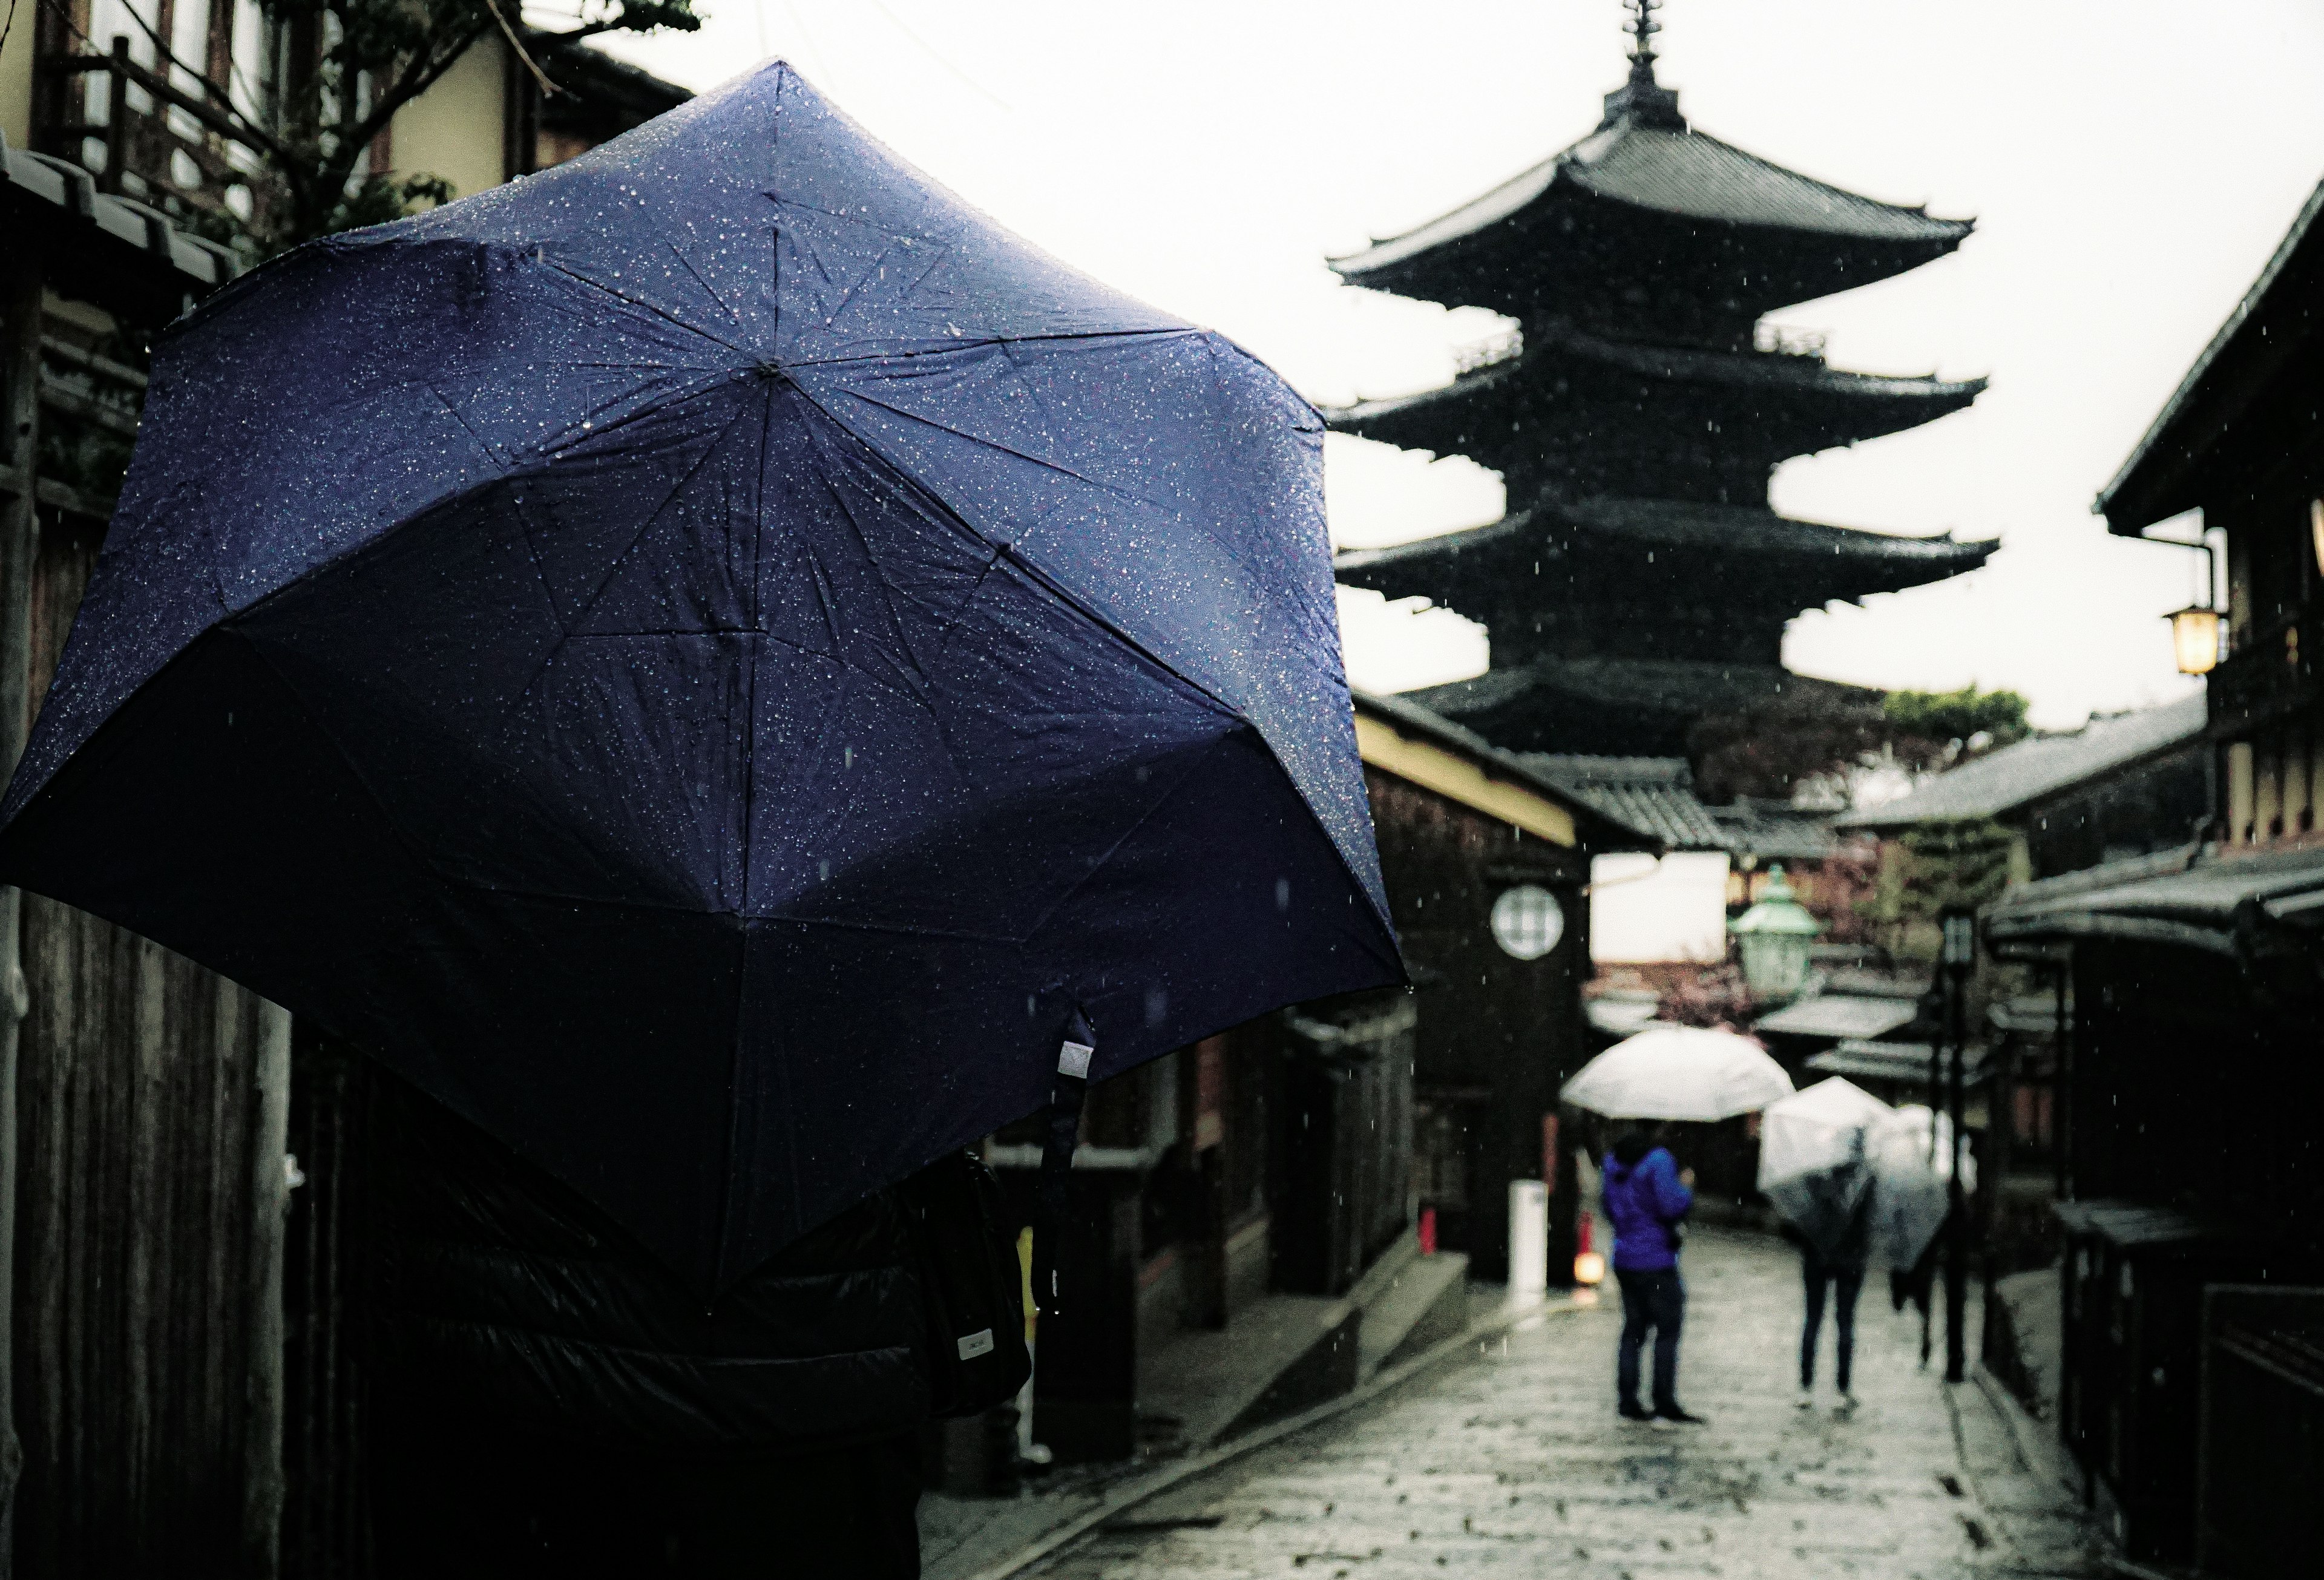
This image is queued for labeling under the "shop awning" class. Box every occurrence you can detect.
[1807,1040,1990,1087]
[1754,993,1920,1042]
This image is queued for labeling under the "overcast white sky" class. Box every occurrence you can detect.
[567,0,2324,729]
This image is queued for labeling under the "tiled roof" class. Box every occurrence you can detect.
[1837,692,2208,830]
[0,130,238,321]
[1331,119,1968,281]
[1709,799,1851,864]
[1350,689,1656,852]
[1519,753,1727,851]
[1986,842,2324,952]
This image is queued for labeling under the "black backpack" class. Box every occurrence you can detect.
[898,1149,1034,1418]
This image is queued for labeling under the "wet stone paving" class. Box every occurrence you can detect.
[1030,1228,2105,1579]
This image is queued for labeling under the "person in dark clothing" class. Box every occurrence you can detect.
[1795,1181,1875,1415]
[1890,1219,1943,1369]
[1601,1121,1704,1427]
[367,1075,938,1579]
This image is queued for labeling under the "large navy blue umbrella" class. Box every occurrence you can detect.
[0,62,1399,1291]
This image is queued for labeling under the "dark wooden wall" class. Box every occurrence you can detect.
[1364,769,1591,1282]
[4,263,294,1578]
[12,904,283,1576]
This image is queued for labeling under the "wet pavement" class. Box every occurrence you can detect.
[1026,1227,2104,1579]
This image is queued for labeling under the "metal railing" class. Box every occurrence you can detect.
[2209,604,2319,735]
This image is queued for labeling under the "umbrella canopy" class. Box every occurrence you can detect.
[0,62,1401,1293]
[1758,1077,1892,1259]
[1868,1104,1973,1269]
[1560,1025,1794,1121]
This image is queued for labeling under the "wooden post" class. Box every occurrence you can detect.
[241,1000,292,1579]
[0,223,45,1580]
[103,39,133,197]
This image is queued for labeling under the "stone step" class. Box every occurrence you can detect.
[1357,1249,1472,1380]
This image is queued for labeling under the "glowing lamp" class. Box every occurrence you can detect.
[1574,1251,1607,1286]
[2166,605,2222,676]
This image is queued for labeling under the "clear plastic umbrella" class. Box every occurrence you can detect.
[1560,1026,1794,1121]
[1868,1104,1974,1270]
[1758,1077,1892,1259]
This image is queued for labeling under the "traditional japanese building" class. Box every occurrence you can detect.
[1328,2,1995,759]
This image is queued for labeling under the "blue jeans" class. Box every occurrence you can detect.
[1800,1257,1865,1391]
[1615,1267,1684,1413]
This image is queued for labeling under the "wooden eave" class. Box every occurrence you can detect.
[1350,690,1652,853]
[2099,176,2324,534]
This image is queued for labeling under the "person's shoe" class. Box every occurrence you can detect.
[1618,1401,1654,1424]
[1651,1406,1707,1429]
[1834,1392,1860,1418]
[1795,1387,1816,1411]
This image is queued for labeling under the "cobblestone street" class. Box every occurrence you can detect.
[1028,1228,2104,1579]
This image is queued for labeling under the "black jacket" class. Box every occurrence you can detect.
[372,1078,932,1458]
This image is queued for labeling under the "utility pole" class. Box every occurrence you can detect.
[1938,907,1975,1385]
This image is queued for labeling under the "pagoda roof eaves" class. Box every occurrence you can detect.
[1335,497,1996,590]
[1328,120,1972,287]
[1322,336,1987,432]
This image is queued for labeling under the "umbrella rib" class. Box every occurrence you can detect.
[556,398,761,637]
[776,324,1198,371]
[427,381,515,476]
[540,260,755,365]
[668,242,746,323]
[796,419,940,712]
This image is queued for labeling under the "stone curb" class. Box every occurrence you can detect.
[1969,1358,2085,1506]
[957,1293,1587,1580]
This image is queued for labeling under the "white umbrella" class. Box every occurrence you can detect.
[1868,1104,1974,1270]
[1561,1026,1794,1121]
[1758,1078,1891,1259]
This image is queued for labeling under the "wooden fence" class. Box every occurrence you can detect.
[3,220,303,1580]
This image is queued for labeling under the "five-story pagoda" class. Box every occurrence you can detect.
[1330,1,1994,758]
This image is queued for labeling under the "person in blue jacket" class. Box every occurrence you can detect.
[1602,1119,1706,1426]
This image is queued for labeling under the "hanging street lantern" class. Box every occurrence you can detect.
[2165,604,2223,676]
[1730,863,1822,1003]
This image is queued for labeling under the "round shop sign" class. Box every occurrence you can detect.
[1490,884,1565,960]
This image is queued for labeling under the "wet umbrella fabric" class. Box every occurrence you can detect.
[1758,1077,1891,1260]
[0,62,1400,1293]
[1868,1104,1973,1270]
[1560,1025,1794,1123]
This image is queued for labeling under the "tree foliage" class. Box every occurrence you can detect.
[1854,817,2016,957]
[1881,686,2031,758]
[1688,689,1894,805]
[154,0,698,252]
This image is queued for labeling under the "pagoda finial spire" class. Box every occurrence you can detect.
[1626,0,1663,76]
[1603,0,1685,129]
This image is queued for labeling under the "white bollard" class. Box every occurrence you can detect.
[1507,1179,1549,1304]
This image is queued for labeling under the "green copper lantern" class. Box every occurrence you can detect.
[1730,864,1822,1002]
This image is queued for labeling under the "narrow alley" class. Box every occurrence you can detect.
[1028,1228,2106,1579]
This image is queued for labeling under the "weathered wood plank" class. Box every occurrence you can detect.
[0,243,42,1580]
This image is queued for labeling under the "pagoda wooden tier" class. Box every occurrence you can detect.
[1325,13,1988,761]
[1405,656,1880,759]
[1331,324,1985,505]
[1336,495,1995,667]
